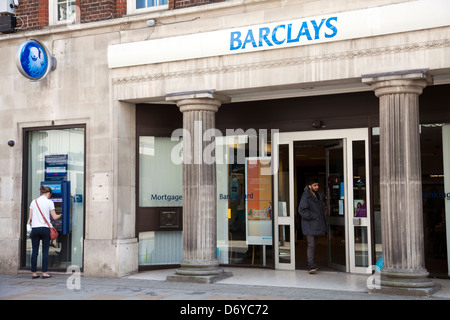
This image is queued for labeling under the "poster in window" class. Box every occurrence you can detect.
[45,154,68,181]
[245,157,273,245]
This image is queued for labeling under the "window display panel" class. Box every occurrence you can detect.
[216,135,274,267]
[138,136,183,266]
[24,128,85,270]
[139,136,182,207]
[421,124,448,276]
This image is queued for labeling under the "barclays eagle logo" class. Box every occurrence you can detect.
[19,42,48,79]
[16,39,55,81]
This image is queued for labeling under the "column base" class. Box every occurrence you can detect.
[166,259,232,284]
[368,269,440,297]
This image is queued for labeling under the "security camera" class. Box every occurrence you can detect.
[13,0,19,7]
[312,120,324,129]
[8,140,15,147]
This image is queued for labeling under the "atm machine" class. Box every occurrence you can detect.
[40,181,71,261]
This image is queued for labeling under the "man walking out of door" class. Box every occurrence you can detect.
[298,178,327,274]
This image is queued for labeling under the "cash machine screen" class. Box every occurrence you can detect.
[41,181,70,234]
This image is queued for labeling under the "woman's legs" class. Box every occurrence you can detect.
[30,228,40,275]
[41,228,50,275]
[30,227,51,277]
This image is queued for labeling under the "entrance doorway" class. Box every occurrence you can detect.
[294,139,345,271]
[274,128,372,273]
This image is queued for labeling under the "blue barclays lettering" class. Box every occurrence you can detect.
[324,17,338,38]
[242,29,257,49]
[230,31,242,50]
[230,16,338,51]
[272,25,286,45]
[310,18,326,40]
[259,27,273,47]
[297,21,312,41]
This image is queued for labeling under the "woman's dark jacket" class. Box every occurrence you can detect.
[298,186,327,236]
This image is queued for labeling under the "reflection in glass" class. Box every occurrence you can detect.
[353,141,367,217]
[371,129,383,264]
[278,225,291,264]
[354,226,369,267]
[139,137,182,207]
[138,136,182,266]
[216,135,274,267]
[278,144,290,217]
[326,142,346,271]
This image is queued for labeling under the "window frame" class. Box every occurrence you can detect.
[20,124,87,272]
[127,0,168,15]
[49,0,78,26]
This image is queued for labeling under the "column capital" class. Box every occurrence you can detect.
[166,90,231,112]
[362,69,433,97]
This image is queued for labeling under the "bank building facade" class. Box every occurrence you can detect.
[1,0,450,296]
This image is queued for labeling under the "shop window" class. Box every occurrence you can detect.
[138,136,182,266]
[128,0,168,15]
[22,127,85,271]
[136,0,168,9]
[49,0,77,25]
[216,134,274,267]
[421,124,448,276]
[371,124,449,276]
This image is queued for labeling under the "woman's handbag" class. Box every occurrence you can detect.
[35,199,59,240]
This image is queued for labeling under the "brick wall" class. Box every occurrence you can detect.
[81,0,115,23]
[15,0,47,30]
[13,0,126,30]
[11,0,225,32]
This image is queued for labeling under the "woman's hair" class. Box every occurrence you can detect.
[40,185,52,195]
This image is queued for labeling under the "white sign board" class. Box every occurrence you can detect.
[108,0,450,68]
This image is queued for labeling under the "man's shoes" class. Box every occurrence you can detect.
[308,267,317,274]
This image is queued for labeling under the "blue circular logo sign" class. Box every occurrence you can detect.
[15,39,55,81]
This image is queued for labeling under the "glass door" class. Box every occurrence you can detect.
[274,129,372,273]
[349,140,372,273]
[326,141,346,271]
[274,139,295,270]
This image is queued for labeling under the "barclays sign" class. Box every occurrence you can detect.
[107,0,450,69]
[15,39,56,81]
[229,17,338,51]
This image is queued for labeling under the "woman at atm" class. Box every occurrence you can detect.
[27,185,61,279]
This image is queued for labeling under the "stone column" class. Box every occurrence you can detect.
[363,70,438,296]
[165,90,232,283]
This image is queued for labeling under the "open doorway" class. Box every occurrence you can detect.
[294,139,345,271]
[275,128,371,272]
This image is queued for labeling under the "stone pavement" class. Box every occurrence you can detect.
[1,267,449,301]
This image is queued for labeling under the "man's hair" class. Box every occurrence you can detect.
[307,178,319,186]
